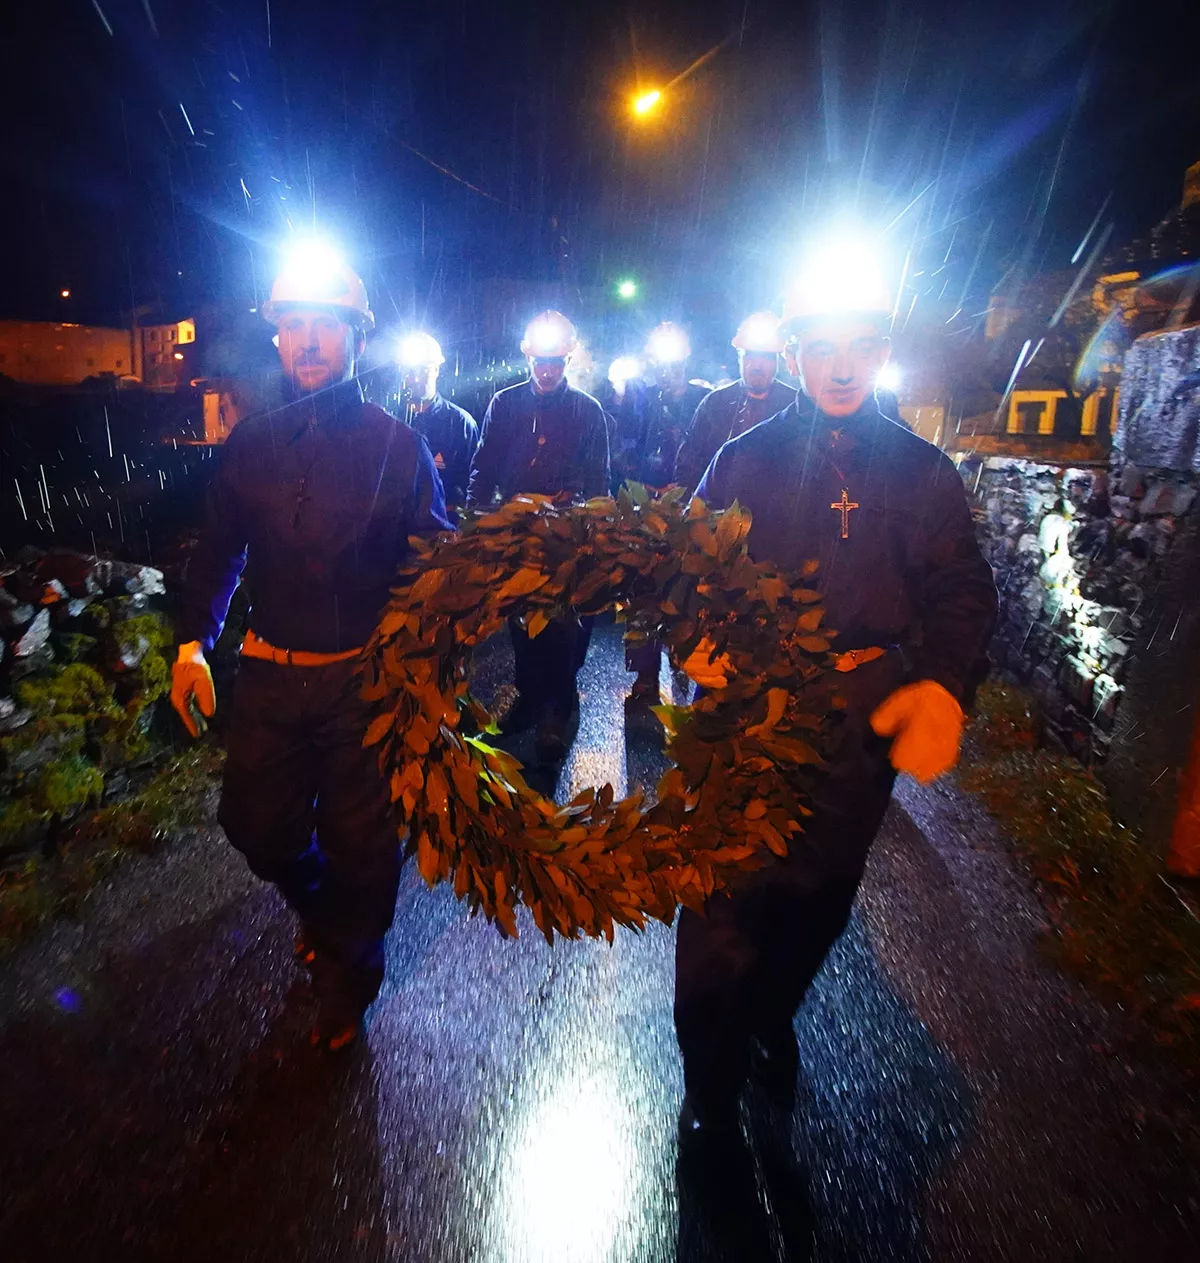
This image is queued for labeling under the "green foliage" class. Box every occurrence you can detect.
[29,754,105,816]
[1,606,176,868]
[15,662,118,720]
[0,589,186,951]
[0,746,224,954]
[71,745,223,851]
[961,682,1200,1064]
[2,714,87,769]
[54,632,99,663]
[115,611,174,656]
[0,799,45,850]
[366,487,837,943]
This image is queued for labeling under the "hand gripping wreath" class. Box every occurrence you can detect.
[363,485,838,943]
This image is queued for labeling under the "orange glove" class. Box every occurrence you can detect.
[681,637,734,690]
[870,679,964,784]
[170,642,216,737]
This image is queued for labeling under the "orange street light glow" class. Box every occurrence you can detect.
[60,289,71,298]
[632,89,662,117]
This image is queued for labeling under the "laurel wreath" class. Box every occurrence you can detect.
[363,485,839,943]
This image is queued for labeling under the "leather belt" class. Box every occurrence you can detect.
[831,645,888,673]
[240,628,362,667]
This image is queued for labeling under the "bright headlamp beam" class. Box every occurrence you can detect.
[279,237,346,288]
[647,328,689,364]
[527,324,563,356]
[397,333,439,368]
[740,315,778,348]
[791,231,892,317]
[608,356,641,388]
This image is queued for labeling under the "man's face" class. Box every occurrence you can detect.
[654,360,686,393]
[790,320,890,418]
[402,364,439,402]
[739,351,778,394]
[276,308,359,395]
[529,355,568,394]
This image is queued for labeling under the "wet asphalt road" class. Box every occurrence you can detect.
[1,620,1198,1262]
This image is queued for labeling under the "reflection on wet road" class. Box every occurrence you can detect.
[1,621,1196,1261]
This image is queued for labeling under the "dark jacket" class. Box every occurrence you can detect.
[675,378,798,493]
[596,377,651,493]
[178,379,451,654]
[631,382,710,488]
[696,395,997,708]
[406,394,479,505]
[467,378,610,506]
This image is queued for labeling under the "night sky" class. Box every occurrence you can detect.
[3,0,1199,340]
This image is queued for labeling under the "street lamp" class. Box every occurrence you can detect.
[60,289,71,299]
[631,89,662,119]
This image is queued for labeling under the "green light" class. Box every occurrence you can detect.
[616,279,638,301]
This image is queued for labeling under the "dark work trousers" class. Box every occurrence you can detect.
[218,656,401,1012]
[674,659,903,1107]
[509,615,593,721]
[626,636,662,683]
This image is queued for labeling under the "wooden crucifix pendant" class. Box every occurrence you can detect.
[830,488,859,539]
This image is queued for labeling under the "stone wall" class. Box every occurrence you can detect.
[974,321,1200,848]
[975,455,1200,841]
[0,550,172,859]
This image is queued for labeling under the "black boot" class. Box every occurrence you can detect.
[628,670,659,704]
[308,951,378,1054]
[678,1091,741,1141]
[750,1023,800,1108]
[534,708,569,765]
[535,690,579,765]
[498,691,539,736]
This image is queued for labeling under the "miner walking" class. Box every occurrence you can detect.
[676,257,998,1133]
[170,243,451,1050]
[624,322,711,701]
[674,312,797,494]
[397,331,479,509]
[467,311,610,763]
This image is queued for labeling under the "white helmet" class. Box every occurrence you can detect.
[781,241,894,335]
[731,312,785,353]
[397,331,445,368]
[645,321,691,364]
[520,310,578,357]
[262,240,375,331]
